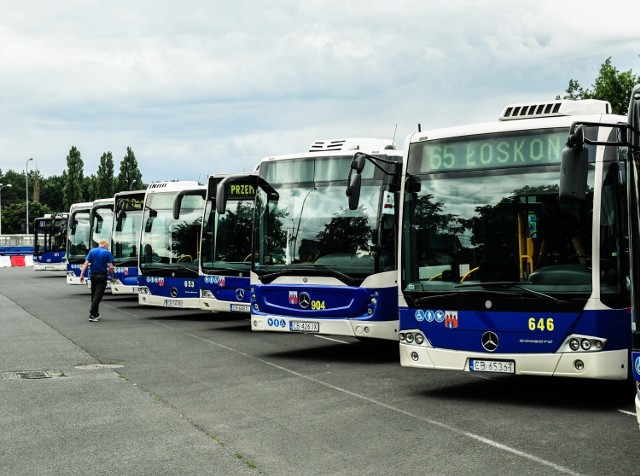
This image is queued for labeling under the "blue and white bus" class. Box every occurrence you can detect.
[66,201,93,284]
[137,181,205,309]
[110,189,146,295]
[198,174,254,314]
[561,85,640,426]
[33,213,68,271]
[217,138,403,340]
[397,98,632,380]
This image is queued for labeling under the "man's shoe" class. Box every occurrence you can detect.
[89,315,100,322]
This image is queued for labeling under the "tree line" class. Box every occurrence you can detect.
[0,146,143,234]
[0,57,637,235]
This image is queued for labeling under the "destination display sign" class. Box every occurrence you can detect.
[119,198,144,212]
[227,183,255,200]
[409,129,568,174]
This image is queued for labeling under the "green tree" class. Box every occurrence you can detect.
[117,147,143,192]
[2,201,51,234]
[62,146,85,211]
[96,152,115,198]
[557,57,640,115]
[40,175,66,212]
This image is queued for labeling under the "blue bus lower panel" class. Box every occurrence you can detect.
[201,275,251,304]
[633,352,640,381]
[254,284,397,321]
[34,251,65,264]
[400,307,630,353]
[139,276,200,300]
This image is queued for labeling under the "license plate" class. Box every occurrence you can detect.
[164,299,183,308]
[469,359,515,374]
[230,304,249,313]
[290,321,319,332]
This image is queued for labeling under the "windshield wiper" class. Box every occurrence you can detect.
[260,266,358,285]
[455,281,570,306]
[141,265,199,276]
[202,264,250,273]
[414,289,514,305]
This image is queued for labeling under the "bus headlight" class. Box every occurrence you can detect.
[415,333,425,345]
[405,333,414,343]
[201,289,213,299]
[560,335,606,353]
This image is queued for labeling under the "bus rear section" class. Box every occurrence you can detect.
[398,99,631,379]
[227,138,403,341]
[198,174,254,314]
[110,190,145,295]
[33,213,68,271]
[137,181,205,309]
[66,202,93,284]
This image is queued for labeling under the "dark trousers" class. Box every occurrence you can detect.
[90,273,108,317]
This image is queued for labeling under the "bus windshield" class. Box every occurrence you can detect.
[34,216,67,255]
[91,206,114,248]
[112,195,144,266]
[254,155,395,282]
[68,209,91,262]
[140,192,203,274]
[402,127,616,297]
[201,197,253,274]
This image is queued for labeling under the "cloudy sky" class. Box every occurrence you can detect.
[2,0,639,183]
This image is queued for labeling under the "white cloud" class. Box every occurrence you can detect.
[1,0,639,185]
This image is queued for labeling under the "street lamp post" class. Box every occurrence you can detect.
[0,183,13,235]
[25,157,33,235]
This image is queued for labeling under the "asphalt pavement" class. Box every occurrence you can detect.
[0,280,260,475]
[2,266,639,476]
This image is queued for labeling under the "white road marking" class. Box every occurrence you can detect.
[165,325,585,476]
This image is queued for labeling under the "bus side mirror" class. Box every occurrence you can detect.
[560,125,588,202]
[406,175,421,193]
[144,209,157,233]
[347,173,362,210]
[351,154,366,173]
[115,210,126,232]
[216,179,229,215]
[629,85,640,150]
[173,189,206,219]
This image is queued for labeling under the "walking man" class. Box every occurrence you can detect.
[79,239,115,322]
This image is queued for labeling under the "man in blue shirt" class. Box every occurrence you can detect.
[79,239,115,322]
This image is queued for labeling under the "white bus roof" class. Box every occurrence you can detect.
[500,98,612,120]
[69,201,94,212]
[261,137,401,162]
[92,197,115,207]
[408,101,625,144]
[146,181,201,192]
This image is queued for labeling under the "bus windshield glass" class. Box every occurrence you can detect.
[402,127,614,297]
[140,192,203,273]
[112,196,144,266]
[34,216,67,255]
[91,207,114,248]
[201,194,253,274]
[254,155,394,281]
[68,210,91,261]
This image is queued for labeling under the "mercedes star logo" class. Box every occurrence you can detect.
[481,331,499,352]
[236,289,245,301]
[299,292,311,309]
[170,287,178,298]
